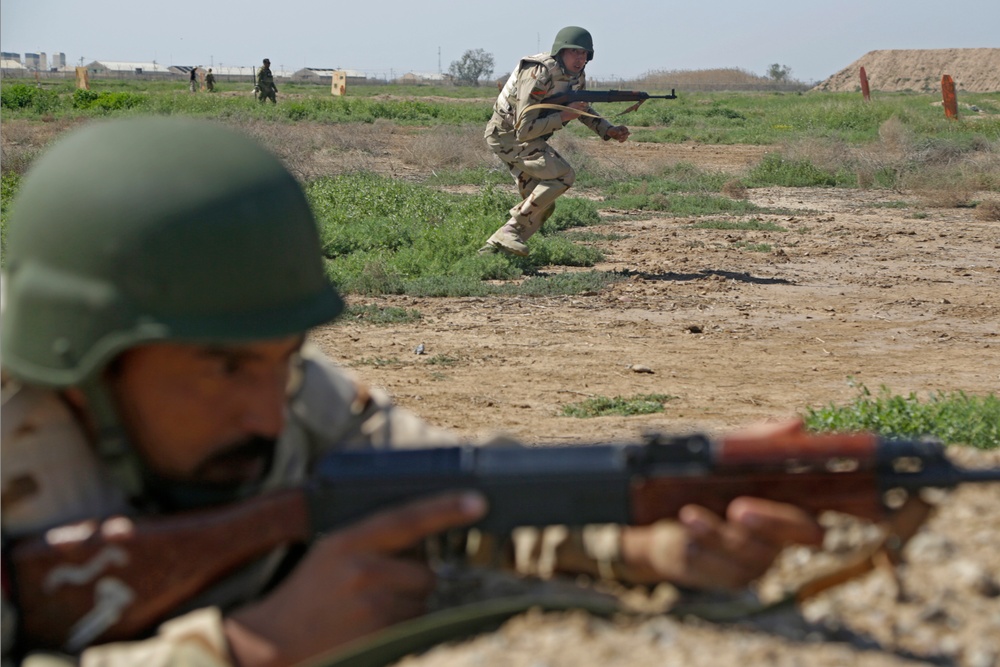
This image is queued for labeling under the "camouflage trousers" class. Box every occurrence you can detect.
[257,85,277,104]
[486,130,576,240]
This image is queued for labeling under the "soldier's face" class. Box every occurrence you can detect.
[560,49,589,74]
[104,336,303,485]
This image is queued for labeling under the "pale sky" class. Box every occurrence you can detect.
[2,0,997,84]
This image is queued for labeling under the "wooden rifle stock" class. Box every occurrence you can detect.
[11,488,310,652]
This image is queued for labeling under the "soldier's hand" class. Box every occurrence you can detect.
[619,496,823,590]
[224,491,487,667]
[559,101,590,121]
[606,125,630,142]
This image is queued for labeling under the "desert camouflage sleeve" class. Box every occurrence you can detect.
[79,608,229,667]
[512,64,572,143]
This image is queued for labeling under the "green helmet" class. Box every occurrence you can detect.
[551,26,594,62]
[2,116,344,502]
[2,116,343,388]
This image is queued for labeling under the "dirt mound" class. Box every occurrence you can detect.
[813,48,1000,93]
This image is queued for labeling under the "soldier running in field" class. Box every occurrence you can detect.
[479,26,629,256]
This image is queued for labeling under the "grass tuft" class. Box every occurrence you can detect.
[804,382,1000,449]
[562,393,677,418]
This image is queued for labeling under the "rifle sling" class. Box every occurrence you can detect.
[515,103,606,131]
[517,98,648,130]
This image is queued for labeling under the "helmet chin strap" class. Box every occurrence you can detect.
[79,375,276,512]
[79,376,146,503]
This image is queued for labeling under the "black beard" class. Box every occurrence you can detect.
[142,436,278,512]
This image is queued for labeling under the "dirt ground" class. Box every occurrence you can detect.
[307,135,1000,666]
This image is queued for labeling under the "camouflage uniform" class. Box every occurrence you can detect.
[256,62,276,104]
[205,70,215,92]
[480,52,615,255]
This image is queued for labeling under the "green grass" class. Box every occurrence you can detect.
[689,218,787,232]
[309,174,612,296]
[562,393,677,418]
[343,304,423,325]
[1,172,20,262]
[350,357,404,367]
[804,383,1000,449]
[4,84,998,280]
[730,241,772,252]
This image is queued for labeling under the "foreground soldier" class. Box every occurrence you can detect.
[0,117,822,666]
[479,26,629,256]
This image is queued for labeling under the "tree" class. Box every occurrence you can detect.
[449,49,495,87]
[767,63,792,82]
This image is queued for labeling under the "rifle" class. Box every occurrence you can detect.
[9,427,1000,653]
[536,88,677,117]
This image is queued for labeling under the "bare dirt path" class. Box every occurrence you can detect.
[308,138,1000,666]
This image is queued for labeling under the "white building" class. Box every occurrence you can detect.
[84,60,173,76]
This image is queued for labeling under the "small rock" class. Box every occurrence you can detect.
[950,559,1000,597]
[686,324,703,334]
[628,364,655,374]
[414,343,426,355]
[905,531,954,563]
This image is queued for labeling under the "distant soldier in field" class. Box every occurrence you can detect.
[479,26,629,256]
[205,67,216,92]
[189,66,199,93]
[256,58,277,104]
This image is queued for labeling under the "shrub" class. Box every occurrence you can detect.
[1,84,61,114]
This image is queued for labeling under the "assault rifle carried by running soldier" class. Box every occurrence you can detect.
[529,88,678,118]
[513,89,678,132]
[11,421,1000,653]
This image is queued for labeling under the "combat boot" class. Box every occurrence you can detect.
[479,222,529,257]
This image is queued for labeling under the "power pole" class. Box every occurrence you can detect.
[438,46,441,74]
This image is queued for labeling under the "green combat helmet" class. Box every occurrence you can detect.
[1,116,344,499]
[551,26,594,62]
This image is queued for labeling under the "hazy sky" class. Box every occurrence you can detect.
[2,0,997,83]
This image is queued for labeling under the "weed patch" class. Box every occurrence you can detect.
[343,303,423,325]
[804,383,1000,449]
[562,393,677,418]
[689,218,787,232]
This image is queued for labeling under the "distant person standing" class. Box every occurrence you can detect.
[205,67,216,92]
[189,66,199,93]
[256,58,277,104]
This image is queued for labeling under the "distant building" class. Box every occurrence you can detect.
[51,52,66,69]
[24,53,46,70]
[1,57,27,74]
[1,52,20,63]
[85,60,172,76]
[292,67,366,84]
[399,71,449,84]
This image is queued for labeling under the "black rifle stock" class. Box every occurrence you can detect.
[11,428,1000,651]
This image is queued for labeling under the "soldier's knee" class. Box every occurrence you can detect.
[562,166,577,188]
